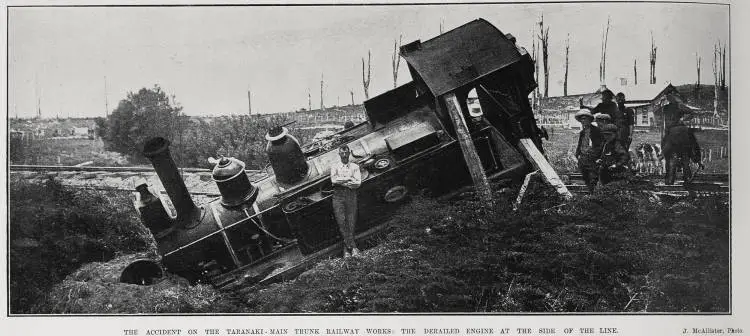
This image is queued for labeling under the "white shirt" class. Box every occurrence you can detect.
[330,161,362,189]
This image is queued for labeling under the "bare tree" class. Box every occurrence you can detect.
[307,88,312,111]
[538,14,550,97]
[247,89,253,115]
[633,59,638,85]
[650,31,657,84]
[362,50,372,100]
[320,72,325,110]
[563,33,569,96]
[531,28,539,112]
[695,52,701,100]
[721,43,727,90]
[713,42,720,117]
[599,17,611,87]
[392,35,402,88]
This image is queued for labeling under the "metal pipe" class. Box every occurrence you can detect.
[142,137,199,223]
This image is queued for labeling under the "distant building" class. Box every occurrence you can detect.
[72,127,90,137]
[538,83,710,131]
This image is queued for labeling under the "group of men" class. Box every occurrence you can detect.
[575,89,636,191]
[575,89,698,191]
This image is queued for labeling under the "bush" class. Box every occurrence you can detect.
[99,85,189,163]
[175,115,293,169]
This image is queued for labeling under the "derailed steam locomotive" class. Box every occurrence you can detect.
[122,19,549,288]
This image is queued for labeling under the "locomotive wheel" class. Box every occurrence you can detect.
[283,200,306,213]
[120,259,164,286]
[373,158,391,170]
[383,186,408,203]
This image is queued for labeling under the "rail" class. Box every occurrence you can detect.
[9,164,263,174]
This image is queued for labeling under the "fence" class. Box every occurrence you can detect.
[700,145,729,163]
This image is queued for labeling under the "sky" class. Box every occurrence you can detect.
[8,2,730,118]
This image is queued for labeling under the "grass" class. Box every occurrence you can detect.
[14,138,133,166]
[13,167,729,314]
[9,176,157,314]
[40,254,231,314]
[544,127,729,174]
[8,123,730,314]
[234,177,728,313]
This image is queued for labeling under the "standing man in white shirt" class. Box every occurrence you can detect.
[330,145,362,257]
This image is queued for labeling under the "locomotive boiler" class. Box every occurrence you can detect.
[122,19,551,288]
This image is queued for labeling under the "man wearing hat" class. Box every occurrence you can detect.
[330,144,362,257]
[597,124,630,186]
[662,90,694,130]
[661,90,695,144]
[575,109,602,192]
[593,112,613,128]
[580,89,621,122]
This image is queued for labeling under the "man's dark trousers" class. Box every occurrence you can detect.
[333,187,358,250]
[578,152,599,193]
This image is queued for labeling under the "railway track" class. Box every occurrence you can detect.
[564,172,729,194]
[10,165,729,195]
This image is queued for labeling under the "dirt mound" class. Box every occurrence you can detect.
[39,253,236,314]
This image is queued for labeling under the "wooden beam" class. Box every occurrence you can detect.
[517,138,573,199]
[513,170,538,211]
[442,92,493,204]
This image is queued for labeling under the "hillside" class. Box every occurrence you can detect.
[674,84,729,114]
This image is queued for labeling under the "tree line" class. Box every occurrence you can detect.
[529,13,727,104]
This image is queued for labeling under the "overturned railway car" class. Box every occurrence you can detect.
[124,19,548,288]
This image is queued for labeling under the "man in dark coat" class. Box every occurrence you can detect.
[659,91,699,184]
[597,124,630,185]
[616,92,636,151]
[661,91,695,141]
[662,123,702,185]
[580,89,621,122]
[575,109,602,192]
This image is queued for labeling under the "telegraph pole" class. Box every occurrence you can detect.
[35,74,42,119]
[247,88,252,115]
[320,72,325,110]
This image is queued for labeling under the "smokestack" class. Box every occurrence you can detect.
[142,137,199,224]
